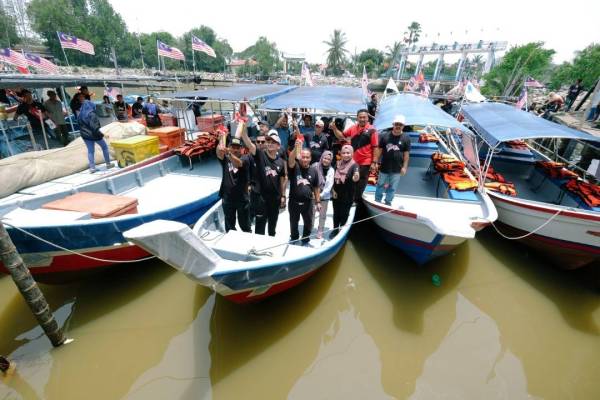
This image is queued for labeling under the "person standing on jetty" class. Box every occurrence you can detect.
[375,115,411,205]
[330,108,381,202]
[240,127,287,236]
[217,137,251,232]
[565,79,584,111]
[288,140,321,246]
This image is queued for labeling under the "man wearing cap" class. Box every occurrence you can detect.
[249,126,268,223]
[308,119,329,164]
[274,112,291,150]
[240,127,287,236]
[375,115,411,205]
[217,137,251,232]
[330,108,381,202]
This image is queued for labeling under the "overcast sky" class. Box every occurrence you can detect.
[109,0,598,65]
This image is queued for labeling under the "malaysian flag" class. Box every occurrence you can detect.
[416,72,431,97]
[157,40,185,61]
[24,52,59,74]
[0,48,29,73]
[57,32,95,55]
[524,76,544,88]
[361,65,370,101]
[191,36,216,58]
[515,86,528,109]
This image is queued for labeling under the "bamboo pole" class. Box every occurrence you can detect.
[0,222,66,347]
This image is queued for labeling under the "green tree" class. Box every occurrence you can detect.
[181,26,232,73]
[0,7,20,47]
[482,42,555,96]
[358,48,384,75]
[548,43,600,90]
[404,22,421,47]
[323,29,349,76]
[139,31,182,70]
[237,36,279,76]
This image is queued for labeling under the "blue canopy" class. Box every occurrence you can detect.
[259,86,366,114]
[172,84,296,102]
[462,102,600,146]
[374,93,467,131]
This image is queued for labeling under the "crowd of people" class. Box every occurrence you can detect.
[216,107,411,244]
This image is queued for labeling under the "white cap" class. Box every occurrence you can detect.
[268,129,281,144]
[393,115,406,125]
[315,119,324,127]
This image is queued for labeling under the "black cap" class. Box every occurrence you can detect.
[230,137,242,146]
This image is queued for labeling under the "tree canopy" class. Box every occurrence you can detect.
[0,7,20,48]
[548,43,600,90]
[323,29,349,76]
[237,37,280,76]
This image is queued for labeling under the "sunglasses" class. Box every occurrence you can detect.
[256,140,266,144]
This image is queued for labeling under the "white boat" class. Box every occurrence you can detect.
[363,93,497,264]
[462,102,600,269]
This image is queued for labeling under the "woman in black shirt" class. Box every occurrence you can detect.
[331,144,359,237]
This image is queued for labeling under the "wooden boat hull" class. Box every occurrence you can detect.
[489,191,600,269]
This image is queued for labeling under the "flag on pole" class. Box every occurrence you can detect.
[191,36,216,58]
[385,77,400,94]
[23,53,59,74]
[404,75,417,92]
[57,32,95,55]
[0,48,29,73]
[515,86,528,109]
[361,65,370,101]
[301,62,313,86]
[524,76,544,88]
[464,81,486,102]
[104,86,120,99]
[157,40,185,61]
[416,72,431,97]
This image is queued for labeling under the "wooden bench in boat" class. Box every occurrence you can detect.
[209,229,311,261]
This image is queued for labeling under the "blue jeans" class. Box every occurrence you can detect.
[375,172,401,204]
[83,138,110,170]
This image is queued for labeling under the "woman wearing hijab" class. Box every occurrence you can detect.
[312,150,334,239]
[331,145,360,238]
[78,100,111,173]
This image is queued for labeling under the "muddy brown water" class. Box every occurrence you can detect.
[1,224,599,399]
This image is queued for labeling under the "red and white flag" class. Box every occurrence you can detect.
[57,32,95,55]
[361,65,370,101]
[191,36,216,58]
[157,40,185,61]
[24,52,59,74]
[0,48,29,73]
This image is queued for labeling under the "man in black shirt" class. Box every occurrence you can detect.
[288,140,321,245]
[217,137,251,232]
[113,94,130,122]
[132,97,144,119]
[367,93,378,123]
[249,131,268,223]
[240,127,287,236]
[308,119,329,163]
[565,79,584,111]
[375,115,411,205]
[14,90,46,135]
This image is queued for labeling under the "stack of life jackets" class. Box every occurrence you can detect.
[564,179,600,208]
[175,131,220,158]
[481,165,517,196]
[431,152,478,191]
[419,133,439,143]
[504,140,529,150]
[535,161,579,180]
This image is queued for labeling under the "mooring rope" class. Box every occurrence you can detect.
[489,207,563,240]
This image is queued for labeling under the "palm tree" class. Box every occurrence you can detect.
[404,22,422,47]
[385,41,404,63]
[323,29,349,76]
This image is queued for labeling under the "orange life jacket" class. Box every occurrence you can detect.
[564,179,600,208]
[442,171,478,191]
[536,161,579,180]
[485,182,517,196]
[431,152,465,172]
[419,133,439,143]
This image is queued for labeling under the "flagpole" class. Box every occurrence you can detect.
[156,40,160,72]
[57,32,70,67]
[20,49,31,73]
[191,39,196,75]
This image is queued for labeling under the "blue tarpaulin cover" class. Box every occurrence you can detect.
[172,84,296,102]
[462,102,600,147]
[260,86,365,114]
[374,93,467,131]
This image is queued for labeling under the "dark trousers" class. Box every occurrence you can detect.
[255,195,280,236]
[333,199,353,230]
[289,199,314,244]
[354,164,371,202]
[54,124,70,146]
[249,190,262,223]
[222,197,251,232]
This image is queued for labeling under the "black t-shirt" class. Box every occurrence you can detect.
[219,155,250,201]
[379,132,411,173]
[308,133,329,163]
[367,100,377,123]
[254,150,287,198]
[69,94,90,114]
[567,84,583,99]
[132,102,143,118]
[16,101,46,131]
[333,163,359,202]
[113,101,129,121]
[289,164,319,203]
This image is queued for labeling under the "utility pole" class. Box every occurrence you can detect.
[0,221,66,347]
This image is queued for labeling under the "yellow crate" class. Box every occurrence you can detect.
[111,135,159,167]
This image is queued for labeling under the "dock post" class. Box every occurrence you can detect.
[0,222,66,347]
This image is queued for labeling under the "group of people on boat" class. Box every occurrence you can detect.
[216,107,412,243]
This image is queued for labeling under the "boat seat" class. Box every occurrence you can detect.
[210,229,305,260]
